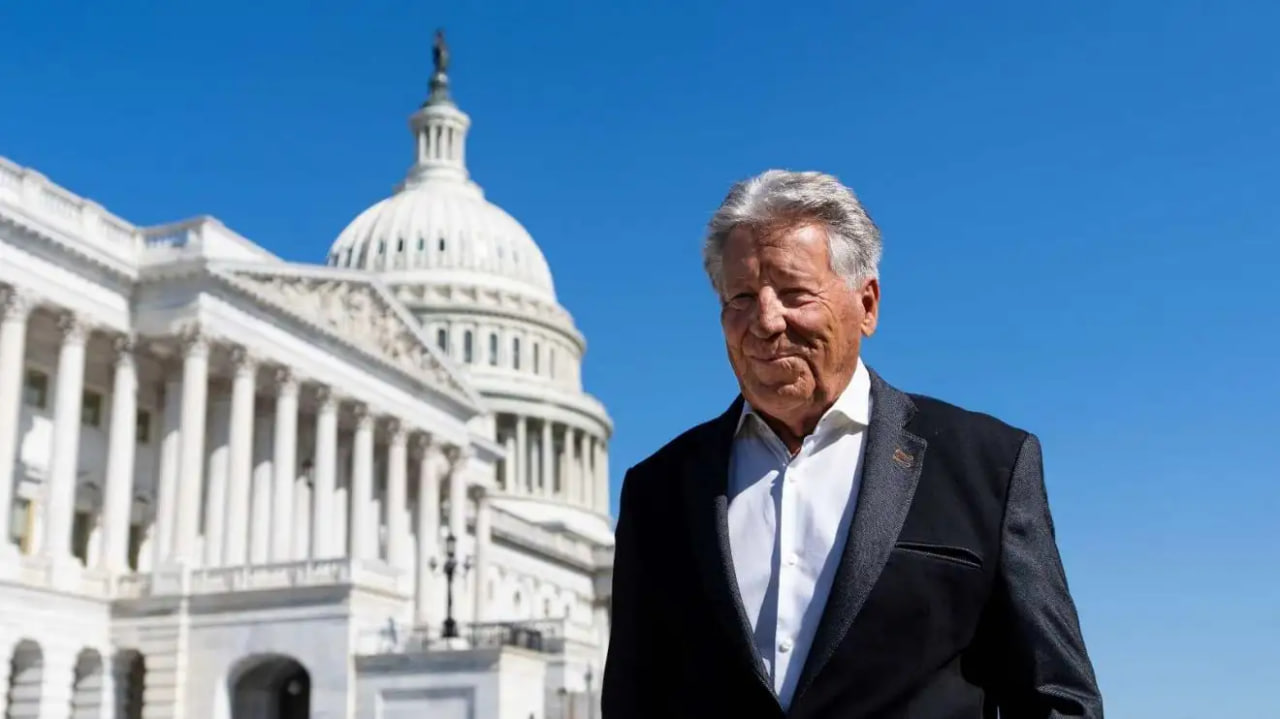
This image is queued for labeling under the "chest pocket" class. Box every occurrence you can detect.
[892,540,984,570]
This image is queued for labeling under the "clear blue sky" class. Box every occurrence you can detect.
[3,1,1278,715]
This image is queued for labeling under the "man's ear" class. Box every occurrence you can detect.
[859,277,880,337]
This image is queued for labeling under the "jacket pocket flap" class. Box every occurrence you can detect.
[893,541,984,569]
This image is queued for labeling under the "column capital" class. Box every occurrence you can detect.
[177,322,210,358]
[352,403,375,430]
[57,311,92,345]
[111,334,137,364]
[386,418,407,442]
[229,345,259,374]
[446,443,474,470]
[314,385,339,411]
[0,286,35,322]
[273,366,298,394]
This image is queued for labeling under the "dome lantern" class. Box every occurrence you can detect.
[403,29,471,189]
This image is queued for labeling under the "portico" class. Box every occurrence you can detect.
[0,272,496,603]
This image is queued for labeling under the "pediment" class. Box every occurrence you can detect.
[211,266,477,407]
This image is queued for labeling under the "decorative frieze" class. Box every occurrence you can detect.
[215,269,472,402]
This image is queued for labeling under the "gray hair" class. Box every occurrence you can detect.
[702,170,882,297]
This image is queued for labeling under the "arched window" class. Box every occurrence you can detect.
[436,328,448,352]
[513,337,522,370]
[488,333,498,366]
[463,331,474,363]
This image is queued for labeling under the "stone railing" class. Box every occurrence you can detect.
[359,619,567,656]
[188,558,351,593]
[107,557,403,599]
[0,156,143,263]
[489,510,595,568]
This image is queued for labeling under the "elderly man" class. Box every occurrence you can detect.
[602,171,1103,718]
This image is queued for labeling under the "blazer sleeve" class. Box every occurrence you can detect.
[601,468,663,719]
[986,433,1105,718]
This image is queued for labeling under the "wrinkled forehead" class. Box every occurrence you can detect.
[722,223,832,279]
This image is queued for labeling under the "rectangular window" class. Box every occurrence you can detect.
[135,409,152,444]
[22,369,48,409]
[81,391,103,427]
[8,497,28,549]
[72,510,92,563]
[533,344,541,374]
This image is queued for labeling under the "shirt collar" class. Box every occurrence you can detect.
[736,358,872,436]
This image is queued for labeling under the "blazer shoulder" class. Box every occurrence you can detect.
[907,392,1031,456]
[622,409,729,496]
[630,413,721,475]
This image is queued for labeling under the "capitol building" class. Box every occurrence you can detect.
[0,36,614,719]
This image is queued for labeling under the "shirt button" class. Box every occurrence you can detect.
[779,638,793,653]
[785,553,799,567]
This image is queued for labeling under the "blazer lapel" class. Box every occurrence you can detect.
[681,396,774,692]
[792,370,928,701]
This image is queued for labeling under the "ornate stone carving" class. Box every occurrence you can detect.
[229,345,257,375]
[314,385,338,411]
[57,311,91,345]
[112,334,136,366]
[0,287,34,322]
[352,403,375,431]
[274,367,298,394]
[446,443,473,470]
[221,271,468,400]
[175,321,210,357]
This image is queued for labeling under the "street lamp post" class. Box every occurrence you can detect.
[442,532,460,638]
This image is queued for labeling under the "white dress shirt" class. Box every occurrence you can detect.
[726,359,872,710]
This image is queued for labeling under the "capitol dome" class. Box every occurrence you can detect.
[326,65,555,301]
[325,38,614,543]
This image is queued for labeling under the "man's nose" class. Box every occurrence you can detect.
[750,289,786,337]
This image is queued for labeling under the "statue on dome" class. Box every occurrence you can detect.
[433,29,450,76]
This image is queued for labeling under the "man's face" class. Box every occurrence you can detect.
[719,223,879,428]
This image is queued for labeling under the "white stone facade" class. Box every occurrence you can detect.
[0,51,613,719]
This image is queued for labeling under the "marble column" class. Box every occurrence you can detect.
[270,369,298,562]
[0,289,32,552]
[42,313,89,562]
[556,428,570,500]
[447,448,469,541]
[472,488,492,624]
[414,437,443,624]
[172,328,210,563]
[585,436,598,512]
[99,336,137,572]
[540,420,553,497]
[514,416,527,493]
[310,388,337,559]
[202,393,232,566]
[385,421,409,571]
[597,440,610,514]
[153,375,182,563]
[349,406,374,560]
[249,414,273,564]
[222,349,257,566]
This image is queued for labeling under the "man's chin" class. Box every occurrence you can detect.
[742,380,812,411]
